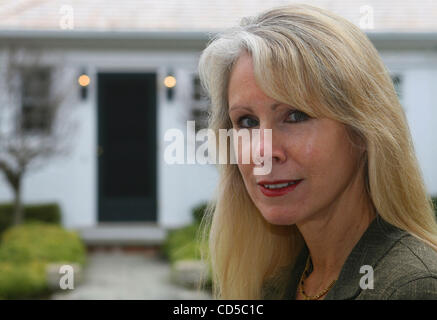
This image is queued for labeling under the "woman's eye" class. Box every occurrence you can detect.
[286,110,310,123]
[237,116,258,128]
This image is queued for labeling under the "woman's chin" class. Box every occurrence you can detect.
[259,207,301,226]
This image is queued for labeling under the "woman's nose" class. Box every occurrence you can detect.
[254,127,287,164]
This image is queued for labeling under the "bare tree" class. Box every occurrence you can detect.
[0,48,77,225]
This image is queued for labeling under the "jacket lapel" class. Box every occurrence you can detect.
[284,215,408,300]
[325,215,408,299]
[283,242,309,299]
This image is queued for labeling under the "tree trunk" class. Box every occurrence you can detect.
[12,178,23,226]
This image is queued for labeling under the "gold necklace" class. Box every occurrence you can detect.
[298,255,337,300]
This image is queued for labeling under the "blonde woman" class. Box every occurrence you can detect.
[197,4,437,300]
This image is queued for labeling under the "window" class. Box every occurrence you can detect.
[192,75,205,101]
[20,67,53,133]
[190,74,209,131]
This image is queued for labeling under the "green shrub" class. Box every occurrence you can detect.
[0,203,61,236]
[162,202,214,264]
[0,222,86,265]
[162,224,199,264]
[24,203,61,224]
[0,261,48,299]
[0,222,86,299]
[172,238,201,263]
[162,222,212,290]
[192,202,209,225]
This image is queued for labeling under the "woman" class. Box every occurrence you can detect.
[197,4,437,299]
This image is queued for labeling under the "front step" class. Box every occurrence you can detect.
[86,244,162,256]
[76,223,167,247]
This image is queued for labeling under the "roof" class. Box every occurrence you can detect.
[0,0,437,33]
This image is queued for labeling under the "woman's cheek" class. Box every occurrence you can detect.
[295,130,323,163]
[301,140,318,162]
[233,133,254,166]
[237,163,254,194]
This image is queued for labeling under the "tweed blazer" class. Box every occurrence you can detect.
[262,215,437,299]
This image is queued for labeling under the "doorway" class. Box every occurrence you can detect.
[97,72,157,222]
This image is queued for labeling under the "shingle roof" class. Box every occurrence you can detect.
[0,0,436,32]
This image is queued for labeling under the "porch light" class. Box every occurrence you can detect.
[164,76,176,88]
[78,70,90,100]
[78,74,90,87]
[164,73,176,101]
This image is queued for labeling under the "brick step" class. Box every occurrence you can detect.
[86,244,162,255]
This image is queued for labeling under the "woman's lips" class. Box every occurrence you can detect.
[257,179,303,197]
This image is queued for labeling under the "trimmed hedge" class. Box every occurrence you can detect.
[162,224,202,264]
[0,203,61,236]
[162,203,213,291]
[0,261,48,299]
[0,222,86,299]
[0,222,85,265]
[162,202,211,264]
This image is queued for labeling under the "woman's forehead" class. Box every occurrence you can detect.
[227,49,329,119]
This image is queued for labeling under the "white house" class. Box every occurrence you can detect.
[0,0,436,245]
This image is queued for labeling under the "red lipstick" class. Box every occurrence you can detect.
[257,179,303,197]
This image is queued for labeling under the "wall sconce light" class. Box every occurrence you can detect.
[78,69,90,100]
[164,71,176,101]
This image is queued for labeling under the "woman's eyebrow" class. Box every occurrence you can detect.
[229,102,282,113]
[229,105,253,113]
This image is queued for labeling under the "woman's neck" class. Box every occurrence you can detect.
[296,190,376,283]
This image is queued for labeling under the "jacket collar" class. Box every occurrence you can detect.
[285,215,409,300]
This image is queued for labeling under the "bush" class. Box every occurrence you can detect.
[0,203,61,236]
[192,202,209,225]
[162,202,212,264]
[0,222,86,299]
[162,224,200,264]
[162,220,212,291]
[0,222,86,265]
[0,261,48,299]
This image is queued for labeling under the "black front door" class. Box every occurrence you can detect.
[97,73,157,222]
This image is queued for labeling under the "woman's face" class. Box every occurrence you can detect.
[228,53,365,226]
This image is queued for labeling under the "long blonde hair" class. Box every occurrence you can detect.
[197,4,437,299]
